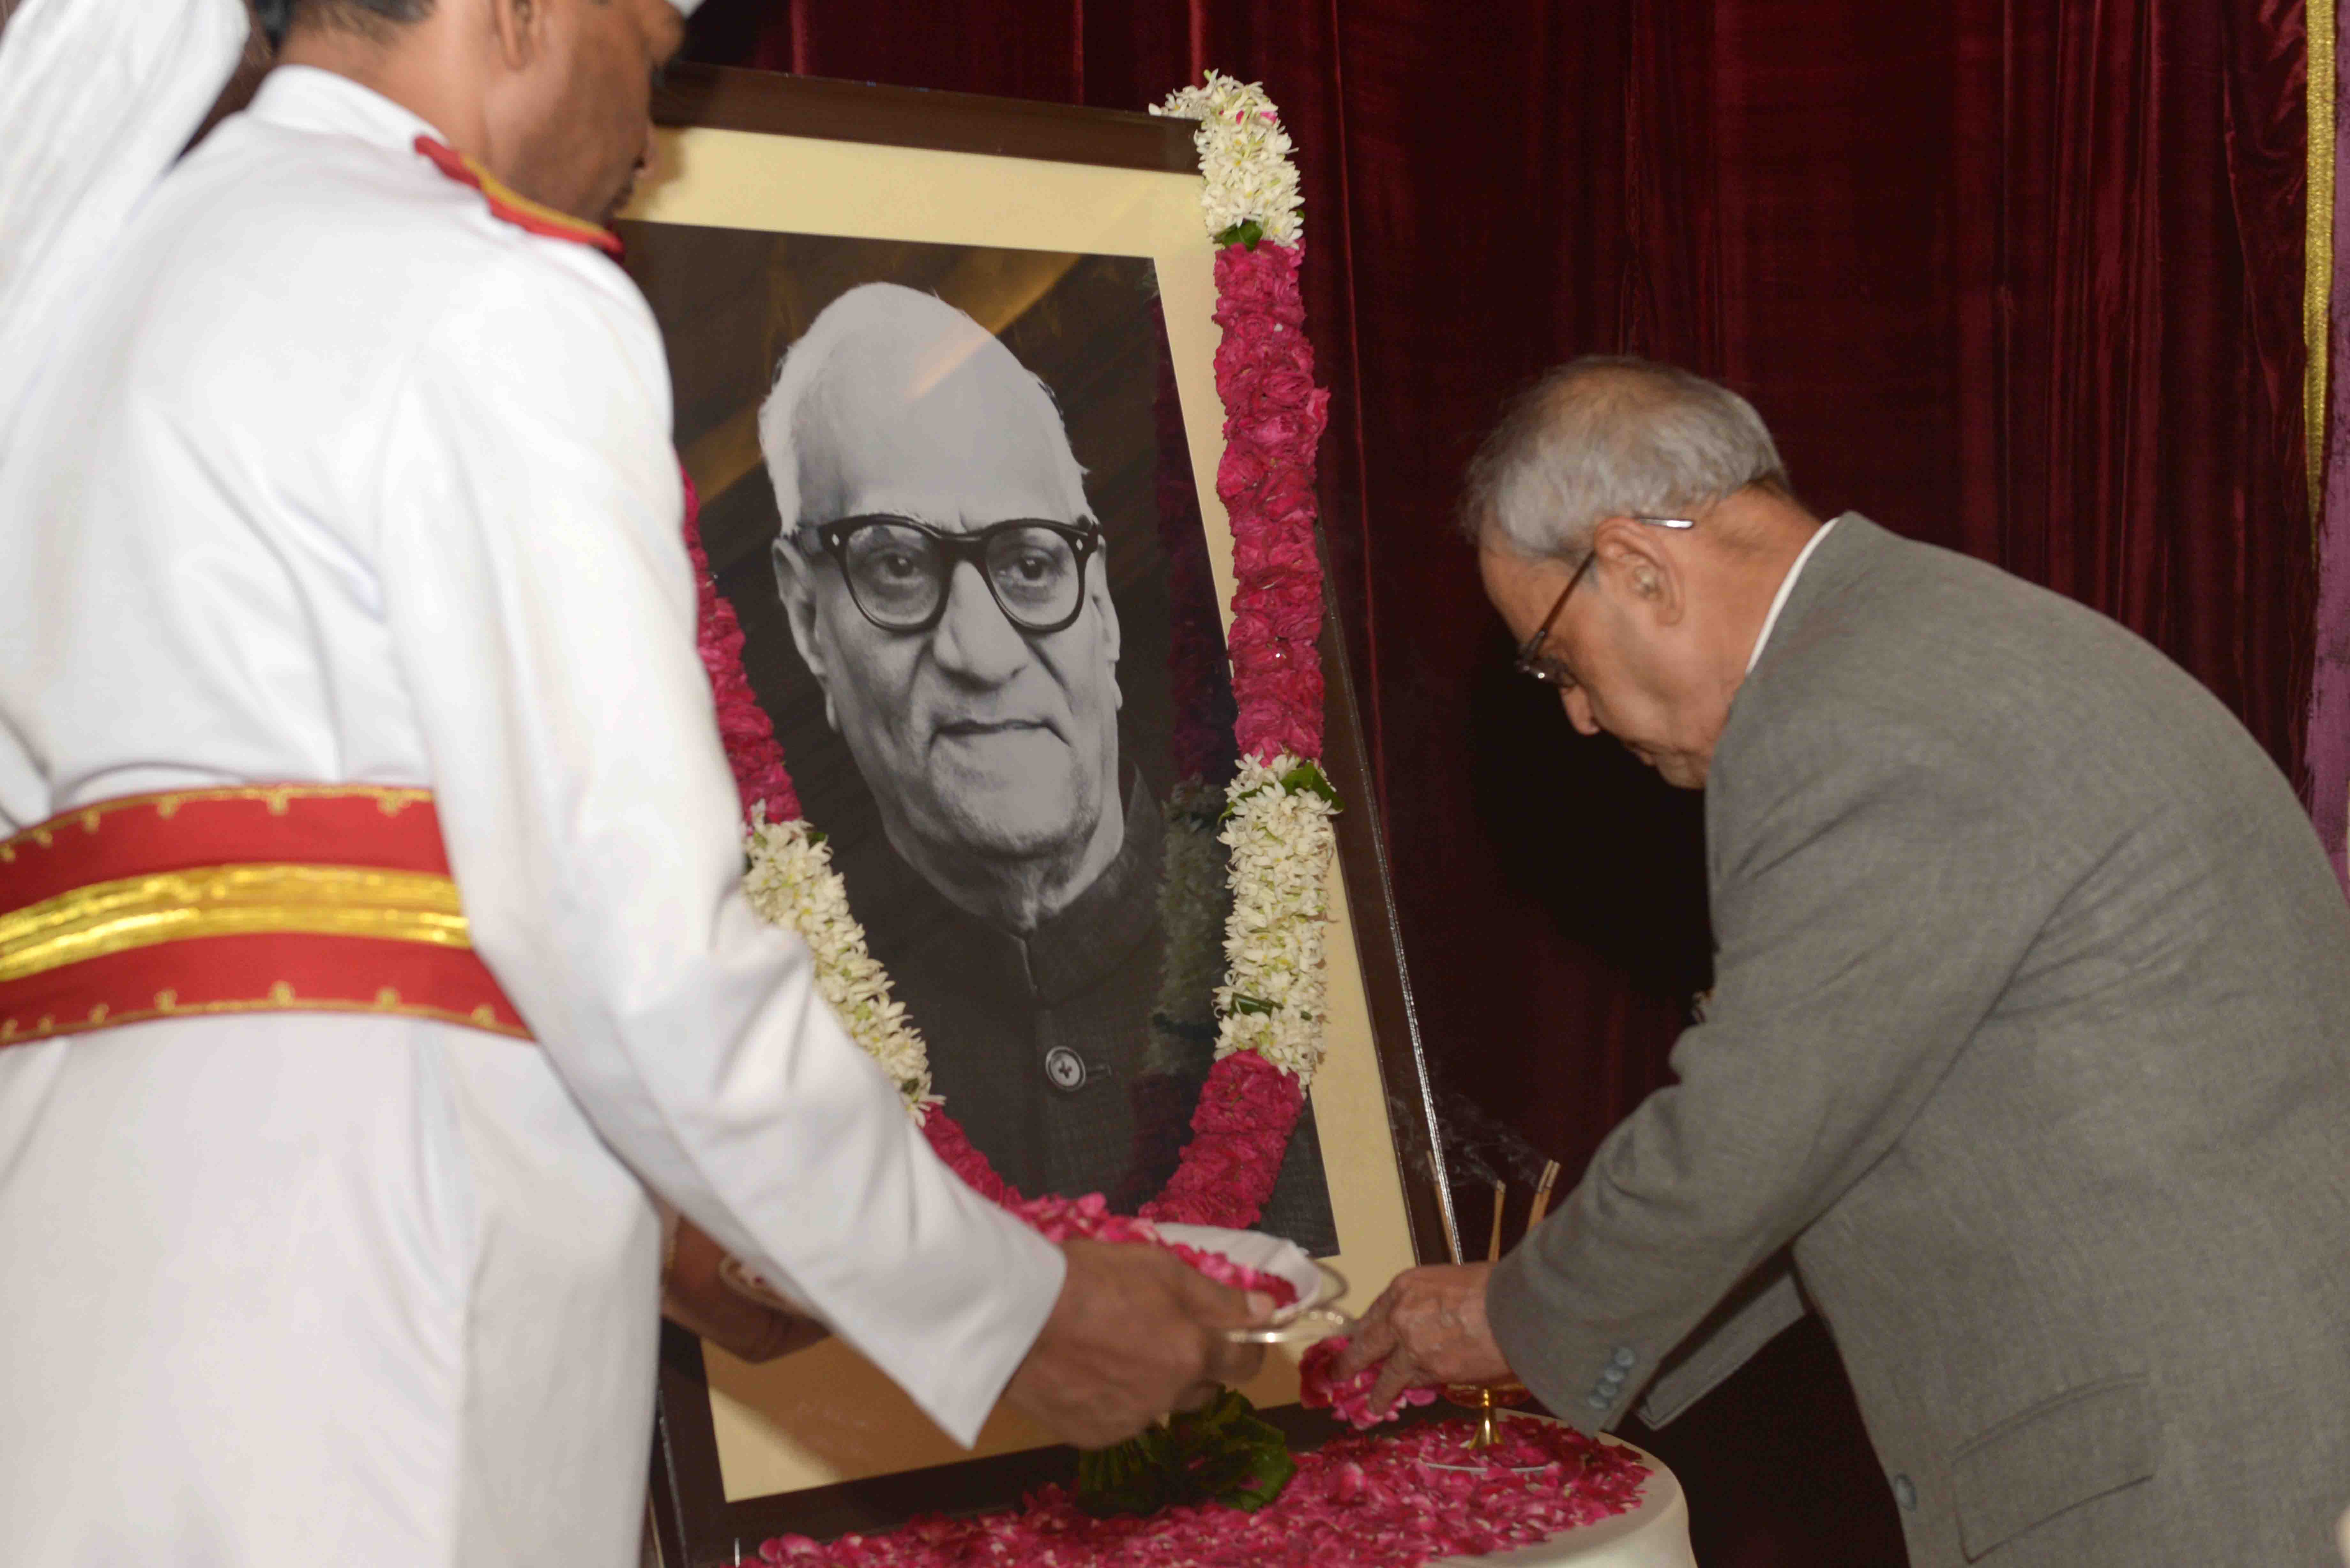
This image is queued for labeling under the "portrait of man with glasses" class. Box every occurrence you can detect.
[755,279,1336,1249]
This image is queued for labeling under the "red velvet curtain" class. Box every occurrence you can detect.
[682,4,2315,1564]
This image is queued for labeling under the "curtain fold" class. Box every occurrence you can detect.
[681,5,2316,1563]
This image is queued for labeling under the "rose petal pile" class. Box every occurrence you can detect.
[757,1418,1651,1567]
[1008,1192,1298,1308]
[1299,1337,1440,1430]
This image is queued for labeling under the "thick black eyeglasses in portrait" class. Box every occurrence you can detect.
[794,515,1106,635]
[1513,514,1697,688]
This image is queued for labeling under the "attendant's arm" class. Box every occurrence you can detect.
[1482,713,2056,1429]
[371,251,1063,1443]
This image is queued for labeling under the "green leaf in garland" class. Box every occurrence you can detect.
[1276,759,1341,810]
[1073,1389,1295,1518]
[1224,993,1277,1017]
[1214,218,1266,250]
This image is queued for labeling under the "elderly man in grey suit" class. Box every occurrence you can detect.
[1336,358,2350,1566]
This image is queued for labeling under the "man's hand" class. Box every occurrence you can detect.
[1002,1240,1272,1450]
[1331,1262,1513,1415]
[660,1218,831,1364]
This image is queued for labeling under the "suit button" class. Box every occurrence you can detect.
[1043,1047,1087,1091]
[1610,1347,1637,1370]
[1599,1368,1625,1389]
[1892,1474,1918,1511]
[1584,1393,1611,1411]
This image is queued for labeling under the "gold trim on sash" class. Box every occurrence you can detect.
[0,863,473,984]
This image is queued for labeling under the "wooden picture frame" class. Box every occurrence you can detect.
[622,64,1455,1567]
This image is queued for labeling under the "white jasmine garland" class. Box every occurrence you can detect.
[1152,72,1304,246]
[741,807,935,1115]
[1212,752,1338,1086]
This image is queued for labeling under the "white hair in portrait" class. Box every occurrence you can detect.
[756,281,1090,525]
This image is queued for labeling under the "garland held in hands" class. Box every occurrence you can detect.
[690,72,1337,1232]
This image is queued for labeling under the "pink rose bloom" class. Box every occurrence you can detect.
[1255,365,1318,414]
[1217,441,1271,500]
[1255,465,1319,524]
[1239,577,1325,639]
[1242,407,1322,454]
[1233,529,1321,581]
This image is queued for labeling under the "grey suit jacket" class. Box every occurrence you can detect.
[1488,515,2350,1567]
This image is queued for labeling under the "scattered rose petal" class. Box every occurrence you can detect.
[1299,1337,1440,1430]
[757,1417,1650,1566]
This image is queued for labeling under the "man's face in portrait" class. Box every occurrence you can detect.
[770,290,1124,916]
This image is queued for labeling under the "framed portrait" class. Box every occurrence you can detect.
[621,65,1455,1567]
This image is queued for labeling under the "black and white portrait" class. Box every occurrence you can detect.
[625,225,1337,1253]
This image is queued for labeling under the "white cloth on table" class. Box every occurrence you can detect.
[0,64,1061,1568]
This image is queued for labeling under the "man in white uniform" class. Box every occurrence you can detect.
[0,0,1261,1563]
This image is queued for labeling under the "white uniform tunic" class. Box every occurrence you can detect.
[0,66,1063,1566]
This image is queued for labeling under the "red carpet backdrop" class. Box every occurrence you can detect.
[678,4,2319,1564]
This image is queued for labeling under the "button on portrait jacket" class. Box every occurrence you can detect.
[1488,515,2350,1567]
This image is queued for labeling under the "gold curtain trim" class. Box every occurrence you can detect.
[2309,0,2337,548]
[0,863,472,984]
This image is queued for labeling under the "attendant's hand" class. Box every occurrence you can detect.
[1002,1240,1273,1449]
[660,1218,831,1363]
[1332,1262,1513,1415]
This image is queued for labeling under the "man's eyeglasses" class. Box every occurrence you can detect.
[793,515,1105,635]
[1513,515,1696,688]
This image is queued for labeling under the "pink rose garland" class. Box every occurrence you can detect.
[680,474,800,827]
[1215,240,1330,765]
[1132,237,1333,1230]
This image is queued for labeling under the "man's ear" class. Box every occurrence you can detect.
[1088,554,1121,709]
[1590,516,1686,627]
[488,0,544,70]
[773,539,841,733]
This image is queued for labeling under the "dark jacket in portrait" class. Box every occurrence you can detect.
[850,777,1338,1253]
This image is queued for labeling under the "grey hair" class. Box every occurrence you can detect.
[757,282,1087,531]
[1460,356,1790,560]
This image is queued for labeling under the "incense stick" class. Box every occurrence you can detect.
[1527,1159,1562,1229]
[1487,1180,1507,1263]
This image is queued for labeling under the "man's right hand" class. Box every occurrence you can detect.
[1000,1240,1272,1449]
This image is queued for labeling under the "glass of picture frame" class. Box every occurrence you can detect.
[620,62,1457,1567]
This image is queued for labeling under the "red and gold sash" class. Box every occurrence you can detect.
[0,787,532,1047]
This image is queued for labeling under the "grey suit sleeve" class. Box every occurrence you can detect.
[1488,707,2062,1430]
